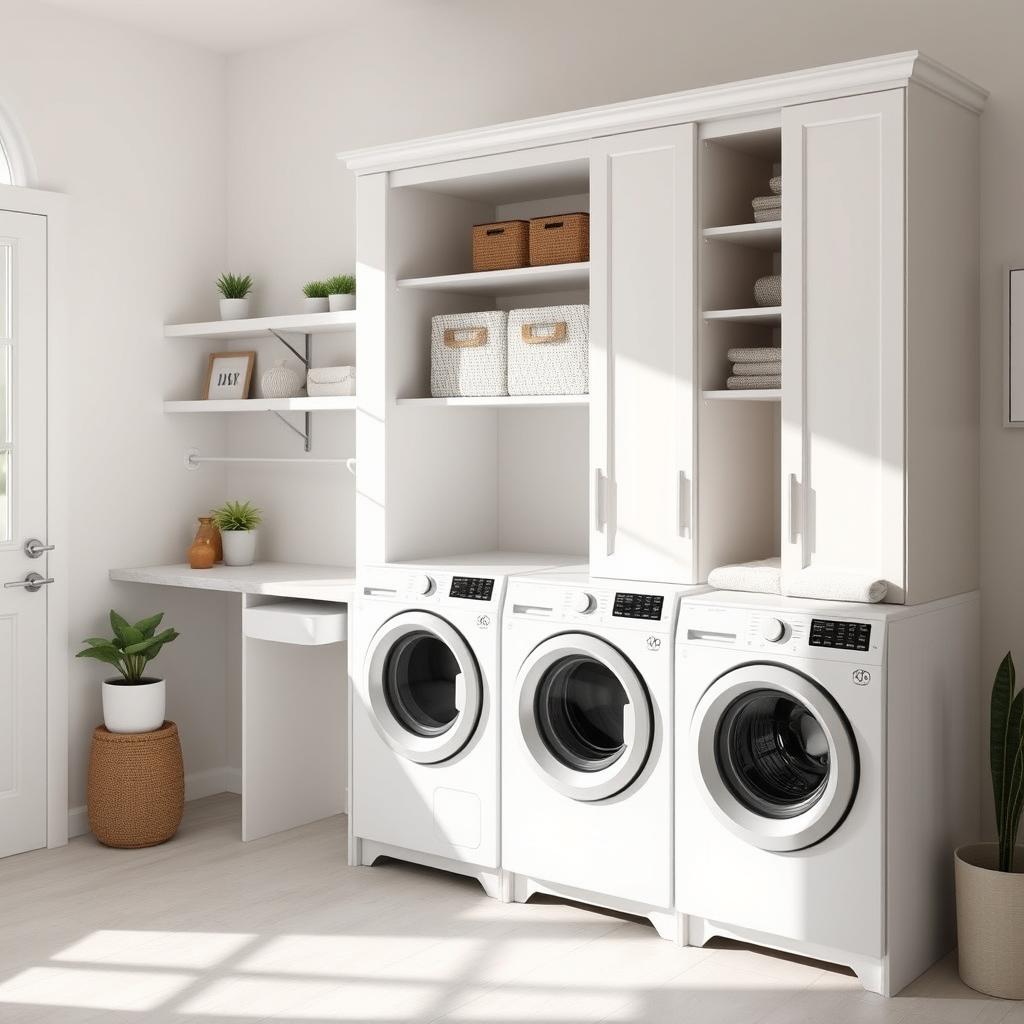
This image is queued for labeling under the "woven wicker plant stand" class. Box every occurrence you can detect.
[87,721,184,848]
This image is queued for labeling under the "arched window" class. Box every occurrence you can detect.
[0,137,12,186]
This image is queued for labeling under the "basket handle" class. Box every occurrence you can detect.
[521,321,567,344]
[542,220,564,230]
[485,227,506,236]
[444,327,488,348]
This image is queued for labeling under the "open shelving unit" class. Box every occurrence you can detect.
[396,394,587,409]
[397,262,589,296]
[702,223,780,249]
[702,389,781,402]
[703,306,781,325]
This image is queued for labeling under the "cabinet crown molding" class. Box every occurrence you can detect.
[338,51,986,176]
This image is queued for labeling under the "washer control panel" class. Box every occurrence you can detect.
[360,567,505,610]
[613,592,664,621]
[809,618,872,652]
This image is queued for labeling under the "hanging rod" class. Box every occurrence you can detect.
[185,449,356,473]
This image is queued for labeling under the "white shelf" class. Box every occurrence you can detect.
[702,389,782,402]
[397,262,589,296]
[164,397,356,413]
[165,311,357,340]
[703,306,781,325]
[396,395,589,408]
[703,223,781,250]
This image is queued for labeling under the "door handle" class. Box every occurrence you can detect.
[677,470,690,537]
[788,473,801,545]
[593,469,605,532]
[5,572,54,593]
[24,538,55,559]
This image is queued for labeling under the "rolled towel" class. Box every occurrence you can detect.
[754,274,781,307]
[708,557,782,596]
[753,208,780,223]
[728,346,781,363]
[727,375,781,390]
[782,567,888,604]
[769,175,782,195]
[751,194,782,211]
[732,361,783,376]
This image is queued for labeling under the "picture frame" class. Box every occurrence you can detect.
[205,351,255,401]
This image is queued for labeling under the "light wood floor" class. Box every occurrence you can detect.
[0,794,1019,1023]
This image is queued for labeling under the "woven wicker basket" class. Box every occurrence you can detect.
[529,213,589,266]
[472,220,529,272]
[88,721,184,848]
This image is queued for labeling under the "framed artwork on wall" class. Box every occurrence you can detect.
[205,351,255,400]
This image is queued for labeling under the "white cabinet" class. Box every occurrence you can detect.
[589,124,697,584]
[781,90,906,596]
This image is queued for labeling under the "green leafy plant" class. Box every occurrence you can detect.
[216,273,253,299]
[991,652,1024,871]
[211,499,263,533]
[325,274,356,296]
[302,280,330,299]
[76,611,180,684]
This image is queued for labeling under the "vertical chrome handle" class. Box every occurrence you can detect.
[788,473,801,545]
[677,470,690,537]
[593,469,605,532]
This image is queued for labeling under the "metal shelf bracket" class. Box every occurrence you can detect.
[271,410,312,452]
[267,330,311,369]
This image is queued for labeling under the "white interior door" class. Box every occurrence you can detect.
[590,124,697,584]
[0,210,49,859]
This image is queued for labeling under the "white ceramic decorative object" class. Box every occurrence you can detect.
[303,297,329,313]
[219,298,250,320]
[102,678,166,734]
[307,365,356,397]
[222,529,257,566]
[261,360,303,399]
[328,293,355,311]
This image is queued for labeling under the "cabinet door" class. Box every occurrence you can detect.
[590,124,697,584]
[781,91,905,596]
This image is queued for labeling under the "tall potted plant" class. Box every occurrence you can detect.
[955,651,1024,998]
[212,499,262,566]
[217,273,253,320]
[77,611,180,733]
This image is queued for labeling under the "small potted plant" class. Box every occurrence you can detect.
[955,651,1024,999]
[326,274,356,312]
[212,499,263,566]
[77,611,180,733]
[302,280,330,313]
[217,273,254,320]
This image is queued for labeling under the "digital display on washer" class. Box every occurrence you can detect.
[613,592,664,621]
[809,619,872,652]
[449,576,494,601]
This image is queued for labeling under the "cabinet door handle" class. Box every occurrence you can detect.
[593,469,605,532]
[788,473,801,545]
[677,470,690,537]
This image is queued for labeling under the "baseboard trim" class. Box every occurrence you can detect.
[67,765,241,839]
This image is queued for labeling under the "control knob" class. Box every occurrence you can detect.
[762,617,786,643]
[572,592,596,614]
[410,573,434,596]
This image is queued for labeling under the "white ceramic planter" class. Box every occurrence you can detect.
[222,529,257,566]
[219,298,250,320]
[102,678,166,734]
[955,843,1024,999]
[303,297,329,313]
[328,293,355,311]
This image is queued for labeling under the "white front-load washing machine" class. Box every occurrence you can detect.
[675,590,980,995]
[502,569,703,937]
[351,553,573,897]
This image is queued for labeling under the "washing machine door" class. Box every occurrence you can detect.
[691,664,858,852]
[365,610,482,764]
[517,633,653,802]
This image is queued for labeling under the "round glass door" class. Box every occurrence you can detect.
[517,634,653,802]
[691,664,858,851]
[366,611,482,764]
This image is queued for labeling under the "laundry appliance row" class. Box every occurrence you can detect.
[350,554,978,996]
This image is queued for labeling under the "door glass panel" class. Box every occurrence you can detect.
[536,656,628,772]
[715,688,830,819]
[383,631,460,737]
[0,244,11,543]
[0,244,10,338]
[0,616,14,794]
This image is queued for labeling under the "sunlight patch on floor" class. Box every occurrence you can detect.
[0,965,195,1010]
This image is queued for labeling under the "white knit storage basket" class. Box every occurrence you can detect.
[307,365,355,397]
[430,311,508,397]
[507,304,589,396]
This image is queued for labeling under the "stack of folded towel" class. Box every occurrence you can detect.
[726,346,781,391]
[751,174,782,222]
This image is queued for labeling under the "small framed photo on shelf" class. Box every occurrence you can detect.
[205,351,255,400]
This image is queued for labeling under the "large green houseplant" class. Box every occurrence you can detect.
[955,652,1024,998]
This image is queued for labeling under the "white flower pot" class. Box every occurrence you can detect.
[303,297,329,313]
[328,293,355,312]
[102,678,166,734]
[222,529,257,566]
[219,298,251,320]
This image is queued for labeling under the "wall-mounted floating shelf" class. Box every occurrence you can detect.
[703,306,781,325]
[397,262,589,296]
[702,223,781,250]
[184,448,356,472]
[164,311,357,340]
[164,397,356,413]
[396,394,589,408]
[702,389,781,402]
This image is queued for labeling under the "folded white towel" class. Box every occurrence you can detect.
[727,375,781,390]
[769,175,782,196]
[782,568,888,604]
[728,347,781,364]
[751,194,782,211]
[732,361,782,376]
[708,557,782,595]
[753,209,780,223]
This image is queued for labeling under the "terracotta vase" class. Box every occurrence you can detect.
[188,516,221,569]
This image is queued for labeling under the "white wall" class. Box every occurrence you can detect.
[224,0,1018,835]
[0,0,230,821]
